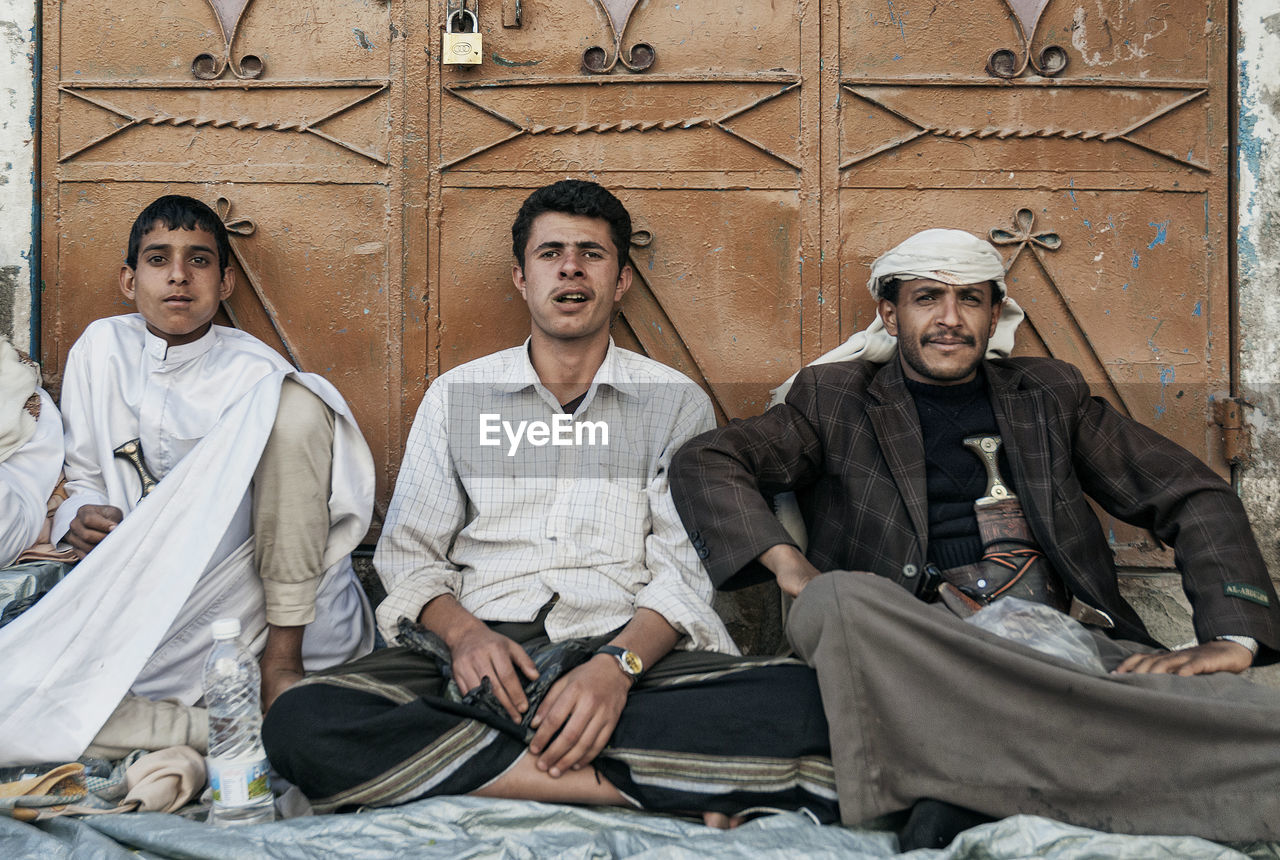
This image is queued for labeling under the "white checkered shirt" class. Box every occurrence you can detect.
[374,340,738,654]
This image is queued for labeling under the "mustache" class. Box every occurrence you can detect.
[921,333,976,346]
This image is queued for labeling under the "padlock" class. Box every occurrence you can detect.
[443,9,482,66]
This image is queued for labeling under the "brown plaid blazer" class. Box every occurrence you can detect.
[671,353,1280,660]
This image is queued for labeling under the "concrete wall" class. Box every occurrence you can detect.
[0,0,36,353]
[1238,0,1280,574]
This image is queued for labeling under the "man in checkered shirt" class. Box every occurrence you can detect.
[265,180,837,827]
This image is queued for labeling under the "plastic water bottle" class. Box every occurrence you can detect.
[203,618,275,825]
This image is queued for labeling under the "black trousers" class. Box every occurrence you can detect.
[264,617,838,823]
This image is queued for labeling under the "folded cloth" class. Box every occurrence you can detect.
[0,338,39,465]
[0,762,86,821]
[122,745,207,813]
[0,747,205,820]
[15,475,79,565]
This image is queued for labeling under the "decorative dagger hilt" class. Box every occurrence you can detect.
[962,435,1016,506]
[113,438,160,500]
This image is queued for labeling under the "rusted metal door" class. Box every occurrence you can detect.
[41,0,407,507]
[428,1,819,425]
[832,0,1228,565]
[41,0,1231,564]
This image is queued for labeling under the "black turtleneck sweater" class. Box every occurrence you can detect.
[903,368,1016,570]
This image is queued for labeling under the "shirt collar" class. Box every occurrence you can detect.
[490,338,641,403]
[144,323,218,365]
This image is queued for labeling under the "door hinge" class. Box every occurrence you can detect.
[1212,396,1253,466]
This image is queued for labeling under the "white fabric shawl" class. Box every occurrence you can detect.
[0,326,375,765]
[0,338,39,465]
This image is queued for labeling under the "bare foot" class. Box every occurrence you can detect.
[702,811,745,829]
[261,665,304,712]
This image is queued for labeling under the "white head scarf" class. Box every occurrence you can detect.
[867,228,1008,300]
[768,229,1025,550]
[771,228,1024,406]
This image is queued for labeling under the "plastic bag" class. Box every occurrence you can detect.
[966,597,1106,673]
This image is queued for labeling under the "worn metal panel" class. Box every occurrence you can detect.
[429,0,820,422]
[836,0,1229,566]
[40,0,1235,568]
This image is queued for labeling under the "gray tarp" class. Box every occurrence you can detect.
[1,796,1274,860]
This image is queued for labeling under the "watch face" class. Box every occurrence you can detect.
[621,651,643,675]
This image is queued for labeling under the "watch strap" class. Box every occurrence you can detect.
[596,645,643,682]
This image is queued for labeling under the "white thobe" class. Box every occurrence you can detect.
[0,315,375,765]
[0,389,62,568]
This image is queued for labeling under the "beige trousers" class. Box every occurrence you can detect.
[86,377,335,758]
[789,572,1280,842]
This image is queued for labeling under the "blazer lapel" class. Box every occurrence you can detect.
[866,357,930,554]
[986,361,1055,539]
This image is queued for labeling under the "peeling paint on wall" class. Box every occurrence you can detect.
[1237,0,1280,573]
[0,0,36,353]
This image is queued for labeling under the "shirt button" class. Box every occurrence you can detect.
[902,563,918,578]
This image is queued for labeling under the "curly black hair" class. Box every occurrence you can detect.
[511,180,632,270]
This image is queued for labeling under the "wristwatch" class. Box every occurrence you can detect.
[597,645,643,684]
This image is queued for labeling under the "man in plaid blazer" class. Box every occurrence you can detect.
[671,228,1280,844]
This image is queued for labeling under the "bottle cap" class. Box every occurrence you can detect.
[211,618,241,640]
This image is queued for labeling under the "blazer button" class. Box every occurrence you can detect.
[690,530,701,541]
[697,546,710,559]
[902,563,918,578]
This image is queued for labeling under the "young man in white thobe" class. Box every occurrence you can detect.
[0,195,375,765]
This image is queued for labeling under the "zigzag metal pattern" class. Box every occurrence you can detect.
[923,126,1118,140]
[841,85,1208,172]
[57,84,389,165]
[137,113,316,132]
[441,80,801,171]
[527,118,715,134]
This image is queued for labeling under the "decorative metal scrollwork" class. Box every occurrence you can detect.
[216,197,256,237]
[583,0,655,74]
[989,208,1060,256]
[192,0,265,80]
[988,0,1067,79]
[213,197,305,369]
[986,206,1130,418]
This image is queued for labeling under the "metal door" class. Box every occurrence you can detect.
[41,0,1231,563]
[833,0,1228,565]
[41,0,405,508]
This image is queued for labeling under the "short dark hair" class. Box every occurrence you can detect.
[511,180,632,269]
[127,195,232,273]
[879,277,1001,306]
[879,277,903,305]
